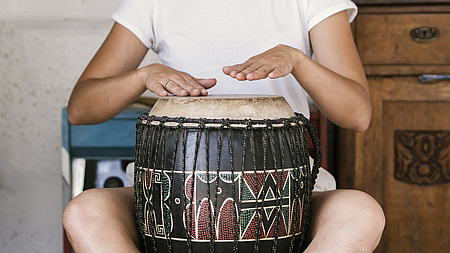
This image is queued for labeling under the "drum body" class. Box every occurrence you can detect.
[134,95,320,253]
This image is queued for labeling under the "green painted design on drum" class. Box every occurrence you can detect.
[265,187,275,200]
[133,109,322,253]
[282,173,291,198]
[240,209,256,236]
[282,206,290,233]
[219,172,239,183]
[162,172,170,200]
[197,172,217,182]
[264,207,275,218]
[161,172,172,236]
[241,178,255,201]
[163,203,172,235]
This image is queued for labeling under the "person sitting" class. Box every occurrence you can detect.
[63,0,385,252]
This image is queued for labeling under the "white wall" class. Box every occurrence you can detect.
[0,1,158,252]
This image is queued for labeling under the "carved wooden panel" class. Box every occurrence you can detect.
[337,77,450,253]
[338,2,450,252]
[395,130,450,185]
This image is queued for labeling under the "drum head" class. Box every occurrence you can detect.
[149,94,295,120]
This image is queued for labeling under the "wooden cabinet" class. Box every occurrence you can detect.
[337,1,450,252]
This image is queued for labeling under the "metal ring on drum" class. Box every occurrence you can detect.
[134,95,322,253]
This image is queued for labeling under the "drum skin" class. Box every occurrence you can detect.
[134,96,321,253]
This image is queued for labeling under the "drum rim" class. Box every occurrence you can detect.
[138,114,306,129]
[149,95,296,120]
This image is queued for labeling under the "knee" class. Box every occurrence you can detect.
[344,190,385,232]
[309,189,385,252]
[62,189,103,236]
[335,190,385,249]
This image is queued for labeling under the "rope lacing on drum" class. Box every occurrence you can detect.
[297,113,322,252]
[237,119,250,251]
[157,116,174,253]
[134,115,149,251]
[176,117,194,253]
[287,118,301,253]
[201,117,216,253]
[261,119,270,250]
[224,119,239,253]
[265,119,281,252]
[145,115,159,253]
[295,113,322,186]
[134,113,322,253]
[213,122,224,249]
[247,119,262,253]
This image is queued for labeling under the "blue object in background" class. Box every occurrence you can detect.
[61,106,149,201]
[62,107,148,158]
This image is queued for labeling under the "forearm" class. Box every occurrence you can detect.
[292,51,371,131]
[68,63,217,125]
[222,44,371,131]
[67,69,146,125]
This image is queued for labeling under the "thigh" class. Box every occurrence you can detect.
[63,186,141,252]
[82,187,138,239]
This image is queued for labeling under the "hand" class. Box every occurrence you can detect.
[139,63,216,96]
[223,44,301,81]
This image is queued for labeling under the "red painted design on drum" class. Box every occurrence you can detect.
[134,109,320,252]
[144,171,152,190]
[242,173,265,198]
[271,171,289,194]
[197,199,213,240]
[146,210,152,236]
[185,202,197,239]
[267,213,288,238]
[289,198,303,235]
[185,174,195,201]
[184,174,197,238]
[217,198,237,240]
[242,212,266,239]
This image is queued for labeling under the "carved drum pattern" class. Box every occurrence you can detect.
[133,96,322,253]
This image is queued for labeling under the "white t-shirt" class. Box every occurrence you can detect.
[112,0,357,119]
[114,0,358,191]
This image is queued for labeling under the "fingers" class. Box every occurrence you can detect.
[224,62,277,81]
[223,44,299,81]
[162,80,189,96]
[153,83,170,97]
[161,76,217,97]
[142,64,216,97]
[268,67,283,79]
[223,61,252,78]
[195,78,217,89]
[244,65,276,81]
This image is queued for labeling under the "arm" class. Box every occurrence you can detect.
[68,23,216,125]
[223,11,371,132]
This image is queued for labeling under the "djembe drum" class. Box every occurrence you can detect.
[134,95,321,253]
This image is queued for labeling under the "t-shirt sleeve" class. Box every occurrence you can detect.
[112,0,154,49]
[307,0,357,31]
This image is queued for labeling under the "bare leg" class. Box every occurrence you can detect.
[304,189,385,253]
[63,188,384,253]
[62,187,140,253]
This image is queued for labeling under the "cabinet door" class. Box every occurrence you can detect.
[382,104,449,252]
[338,77,450,253]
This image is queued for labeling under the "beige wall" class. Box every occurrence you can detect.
[0,1,158,252]
[0,0,120,20]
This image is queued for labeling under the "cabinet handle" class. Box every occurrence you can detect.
[410,27,439,43]
[418,74,450,82]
